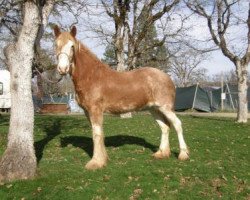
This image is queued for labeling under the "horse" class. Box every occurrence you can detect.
[53,25,189,170]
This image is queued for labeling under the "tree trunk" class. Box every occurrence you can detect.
[236,61,248,123]
[127,46,137,70]
[0,1,40,182]
[115,24,127,72]
[36,73,44,99]
[116,48,126,71]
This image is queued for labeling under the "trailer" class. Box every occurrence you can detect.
[0,70,11,112]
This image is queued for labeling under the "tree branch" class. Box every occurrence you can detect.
[242,2,250,65]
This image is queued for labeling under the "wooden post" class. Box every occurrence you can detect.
[192,83,199,111]
[221,72,224,111]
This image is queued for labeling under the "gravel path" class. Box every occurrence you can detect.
[177,112,250,118]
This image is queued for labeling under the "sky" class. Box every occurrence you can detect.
[17,0,248,77]
[201,51,235,75]
[57,1,249,77]
[74,28,243,77]
[1,1,249,76]
[80,36,237,75]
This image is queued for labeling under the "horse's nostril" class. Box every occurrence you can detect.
[57,67,63,74]
[57,66,68,75]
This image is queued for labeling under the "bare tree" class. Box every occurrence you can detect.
[0,0,55,182]
[170,50,208,87]
[210,69,238,86]
[186,0,250,123]
[0,0,22,37]
[100,0,129,71]
[223,69,238,84]
[98,0,181,71]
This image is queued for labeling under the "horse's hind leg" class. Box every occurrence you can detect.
[85,107,108,170]
[159,106,189,161]
[150,109,171,159]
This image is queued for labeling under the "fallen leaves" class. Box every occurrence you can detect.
[6,184,12,189]
[32,186,43,196]
[180,176,191,186]
[102,175,111,182]
[129,188,143,200]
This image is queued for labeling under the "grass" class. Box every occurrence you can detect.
[0,113,249,199]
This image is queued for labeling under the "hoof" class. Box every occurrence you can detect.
[153,149,170,159]
[85,159,106,170]
[178,149,189,161]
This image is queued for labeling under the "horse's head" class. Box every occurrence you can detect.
[53,25,77,75]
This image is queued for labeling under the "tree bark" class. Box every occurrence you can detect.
[114,9,127,72]
[127,45,137,70]
[0,1,40,182]
[115,26,127,72]
[236,61,248,123]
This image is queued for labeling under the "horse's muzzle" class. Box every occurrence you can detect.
[57,65,69,75]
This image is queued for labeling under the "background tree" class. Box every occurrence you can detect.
[170,50,209,87]
[186,0,250,123]
[211,69,238,86]
[97,0,181,71]
[102,43,117,68]
[134,23,169,69]
[102,23,170,70]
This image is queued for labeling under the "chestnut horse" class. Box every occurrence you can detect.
[53,26,189,170]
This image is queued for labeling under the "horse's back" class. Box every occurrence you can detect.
[102,67,176,113]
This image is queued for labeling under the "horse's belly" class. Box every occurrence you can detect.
[104,96,150,114]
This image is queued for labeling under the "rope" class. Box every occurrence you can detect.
[34,67,63,84]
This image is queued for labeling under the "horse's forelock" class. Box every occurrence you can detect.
[56,32,77,49]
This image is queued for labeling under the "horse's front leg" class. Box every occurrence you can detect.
[85,107,108,170]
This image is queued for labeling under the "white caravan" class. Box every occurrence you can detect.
[0,70,11,112]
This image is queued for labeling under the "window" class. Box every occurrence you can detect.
[0,82,3,95]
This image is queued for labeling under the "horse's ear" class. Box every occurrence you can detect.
[70,26,77,37]
[54,25,61,38]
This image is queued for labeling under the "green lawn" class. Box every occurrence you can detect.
[0,114,249,199]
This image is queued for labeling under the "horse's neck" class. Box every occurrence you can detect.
[72,42,108,85]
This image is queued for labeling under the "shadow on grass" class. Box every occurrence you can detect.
[172,151,179,159]
[34,117,177,161]
[60,135,157,158]
[0,114,10,125]
[35,119,62,163]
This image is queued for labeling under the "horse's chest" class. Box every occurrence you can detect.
[75,84,102,105]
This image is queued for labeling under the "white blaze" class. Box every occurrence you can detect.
[57,41,74,73]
